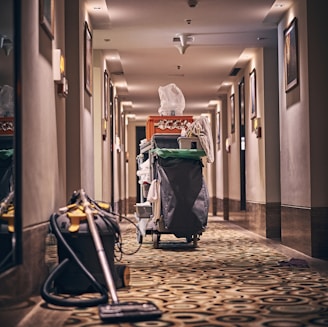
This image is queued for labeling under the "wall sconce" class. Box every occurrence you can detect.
[255,126,261,138]
[115,135,121,152]
[225,137,231,153]
[53,49,69,97]
[102,118,107,141]
[254,118,262,138]
[57,76,68,98]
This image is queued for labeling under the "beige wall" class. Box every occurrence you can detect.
[263,47,280,203]
[20,0,101,227]
[92,49,113,202]
[218,45,280,207]
[93,54,103,200]
[278,0,311,208]
[278,0,328,208]
[306,0,328,207]
[21,0,67,228]
[65,0,95,198]
[245,50,266,203]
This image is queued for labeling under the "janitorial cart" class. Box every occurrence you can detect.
[136,131,209,248]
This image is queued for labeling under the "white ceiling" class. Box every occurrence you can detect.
[86,0,292,116]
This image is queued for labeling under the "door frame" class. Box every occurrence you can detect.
[238,78,246,210]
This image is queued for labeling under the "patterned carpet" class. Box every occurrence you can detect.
[41,216,328,327]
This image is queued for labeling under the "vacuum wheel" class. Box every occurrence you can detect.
[115,264,130,288]
[136,230,143,244]
[152,233,160,249]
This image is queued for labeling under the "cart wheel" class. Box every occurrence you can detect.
[153,233,160,249]
[193,234,198,248]
[186,236,192,243]
[136,230,143,244]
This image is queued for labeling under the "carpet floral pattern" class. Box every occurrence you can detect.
[59,219,328,327]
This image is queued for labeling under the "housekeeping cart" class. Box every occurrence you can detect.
[135,133,209,248]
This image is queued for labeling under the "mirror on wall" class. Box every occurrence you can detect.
[0,0,16,274]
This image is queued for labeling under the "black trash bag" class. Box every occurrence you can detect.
[156,157,208,237]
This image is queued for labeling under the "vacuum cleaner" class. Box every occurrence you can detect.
[41,189,162,323]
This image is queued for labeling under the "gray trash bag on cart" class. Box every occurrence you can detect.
[156,156,208,237]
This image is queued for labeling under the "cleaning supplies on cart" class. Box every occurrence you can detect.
[177,136,202,150]
[137,158,150,183]
[184,116,214,163]
[137,133,209,248]
[158,83,185,116]
[134,202,152,237]
[147,179,161,222]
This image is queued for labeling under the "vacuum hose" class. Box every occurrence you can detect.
[40,213,109,307]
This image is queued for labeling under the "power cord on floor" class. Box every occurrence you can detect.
[106,210,143,257]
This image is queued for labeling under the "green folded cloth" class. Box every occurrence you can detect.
[151,148,206,160]
[0,149,14,160]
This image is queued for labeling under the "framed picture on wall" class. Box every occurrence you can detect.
[284,17,299,92]
[250,68,257,119]
[84,21,93,96]
[230,94,235,133]
[39,0,54,39]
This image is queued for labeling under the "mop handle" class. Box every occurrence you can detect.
[80,190,119,304]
